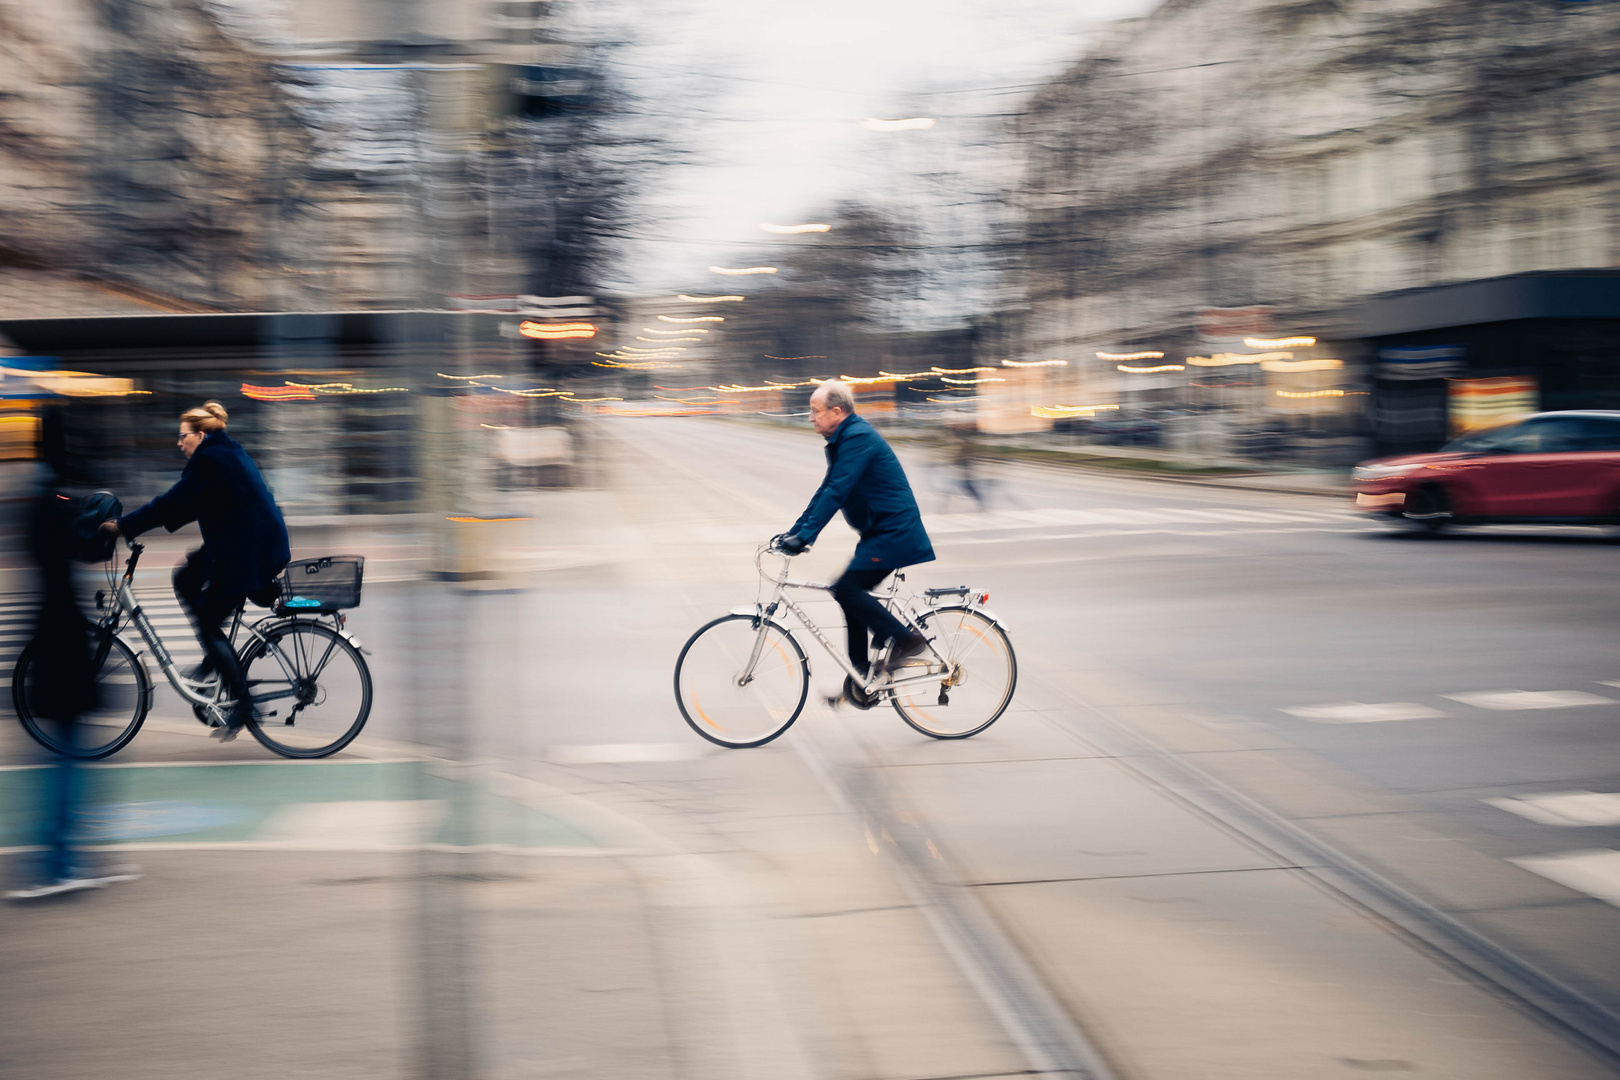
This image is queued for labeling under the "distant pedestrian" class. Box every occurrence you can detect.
[6,409,141,900]
[946,422,986,510]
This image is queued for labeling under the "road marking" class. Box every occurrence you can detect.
[256,799,445,848]
[1509,849,1620,907]
[923,506,1348,535]
[953,526,1371,546]
[1441,690,1615,711]
[546,743,708,764]
[0,590,201,666]
[1281,702,1446,724]
[1485,792,1620,827]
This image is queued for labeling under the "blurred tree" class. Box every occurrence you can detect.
[490,40,684,299]
[716,200,929,382]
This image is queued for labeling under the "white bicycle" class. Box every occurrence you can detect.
[13,539,371,760]
[674,538,1017,748]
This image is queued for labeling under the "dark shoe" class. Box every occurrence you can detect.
[876,632,929,675]
[210,708,250,742]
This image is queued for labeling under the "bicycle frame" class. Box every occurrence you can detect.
[737,546,961,696]
[101,541,338,717]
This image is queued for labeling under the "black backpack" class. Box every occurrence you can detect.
[69,490,122,563]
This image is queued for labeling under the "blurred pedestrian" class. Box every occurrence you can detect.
[776,381,935,706]
[6,409,141,900]
[945,421,986,510]
[103,402,289,741]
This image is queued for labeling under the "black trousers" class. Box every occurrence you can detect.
[173,550,252,721]
[831,566,911,677]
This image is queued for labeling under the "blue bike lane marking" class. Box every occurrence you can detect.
[0,761,598,850]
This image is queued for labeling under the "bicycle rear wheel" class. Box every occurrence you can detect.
[240,621,371,758]
[890,606,1016,739]
[675,614,808,748]
[13,631,150,759]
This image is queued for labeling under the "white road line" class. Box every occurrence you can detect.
[1509,849,1620,907]
[1485,792,1620,827]
[1442,690,1616,711]
[1281,702,1447,724]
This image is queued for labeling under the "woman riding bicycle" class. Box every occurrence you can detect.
[104,402,290,740]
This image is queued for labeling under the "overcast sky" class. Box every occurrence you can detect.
[587,0,1161,293]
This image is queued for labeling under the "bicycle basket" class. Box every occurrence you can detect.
[276,555,364,613]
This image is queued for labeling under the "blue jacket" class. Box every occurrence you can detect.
[792,413,935,569]
[118,431,291,597]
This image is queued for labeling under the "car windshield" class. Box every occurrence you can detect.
[1443,416,1620,454]
[1441,426,1518,453]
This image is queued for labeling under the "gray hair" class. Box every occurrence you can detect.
[815,380,857,414]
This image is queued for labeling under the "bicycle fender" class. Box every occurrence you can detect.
[931,602,1010,631]
[243,617,369,656]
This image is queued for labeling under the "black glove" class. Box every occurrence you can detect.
[774,533,807,555]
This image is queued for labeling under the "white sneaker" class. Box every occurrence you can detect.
[5,863,142,901]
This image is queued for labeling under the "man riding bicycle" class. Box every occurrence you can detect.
[777,381,934,704]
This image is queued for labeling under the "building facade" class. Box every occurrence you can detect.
[1012,0,1620,459]
[0,0,582,312]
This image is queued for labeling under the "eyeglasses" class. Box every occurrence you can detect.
[178,430,202,441]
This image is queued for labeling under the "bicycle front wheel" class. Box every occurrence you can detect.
[13,631,150,759]
[891,606,1016,739]
[675,614,808,748]
[241,621,372,758]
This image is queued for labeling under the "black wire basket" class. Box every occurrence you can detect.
[276,556,364,614]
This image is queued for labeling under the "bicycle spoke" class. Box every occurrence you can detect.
[891,608,1016,739]
[676,615,807,747]
[242,623,371,758]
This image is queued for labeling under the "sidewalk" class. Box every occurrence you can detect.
[0,728,1029,1080]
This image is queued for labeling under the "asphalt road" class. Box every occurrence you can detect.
[6,414,1620,1080]
[580,415,1620,1075]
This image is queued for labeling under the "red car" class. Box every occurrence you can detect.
[1353,410,1620,532]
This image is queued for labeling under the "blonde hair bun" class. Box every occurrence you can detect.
[181,401,228,434]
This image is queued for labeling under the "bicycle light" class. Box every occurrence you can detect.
[978,592,990,605]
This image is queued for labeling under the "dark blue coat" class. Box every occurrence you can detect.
[791,413,935,569]
[118,431,291,598]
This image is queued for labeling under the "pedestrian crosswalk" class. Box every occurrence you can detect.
[1277,688,1620,911]
[667,504,1363,551]
[923,505,1353,535]
[0,590,203,676]
[1281,686,1620,724]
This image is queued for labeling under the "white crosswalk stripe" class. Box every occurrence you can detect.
[1509,849,1620,908]
[0,590,202,670]
[1486,791,1620,827]
[1282,685,1620,725]
[1281,702,1446,724]
[1442,689,1615,711]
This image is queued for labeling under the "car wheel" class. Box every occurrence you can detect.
[1400,484,1451,535]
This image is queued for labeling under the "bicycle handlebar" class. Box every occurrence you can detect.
[121,539,144,580]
